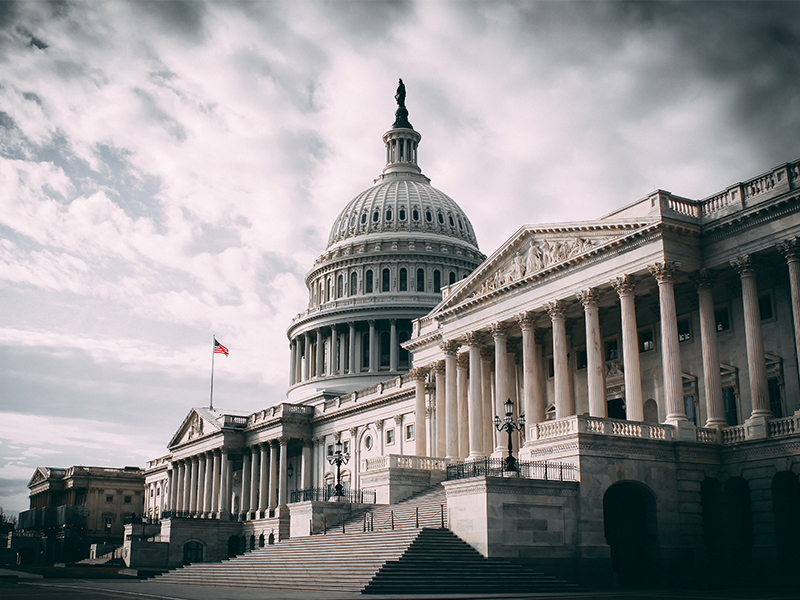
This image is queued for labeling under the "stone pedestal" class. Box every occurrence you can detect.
[744,415,769,440]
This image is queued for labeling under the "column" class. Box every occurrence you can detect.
[339,332,347,375]
[211,450,220,515]
[241,450,251,517]
[368,320,377,372]
[506,341,521,451]
[490,323,509,454]
[390,319,398,372]
[456,352,469,459]
[169,465,177,512]
[535,330,548,422]
[579,289,607,417]
[268,441,278,510]
[650,262,687,424]
[434,361,446,457]
[613,275,644,421]
[330,325,338,376]
[289,340,296,386]
[203,453,213,515]
[259,443,269,515]
[196,454,206,515]
[249,447,259,517]
[278,438,289,506]
[778,238,800,389]
[348,322,356,374]
[730,255,771,418]
[394,414,404,454]
[695,270,726,428]
[465,333,485,459]
[219,449,229,515]
[411,368,428,456]
[480,347,495,455]
[301,440,312,490]
[294,338,302,384]
[547,301,573,418]
[302,332,311,381]
[225,455,234,516]
[182,459,191,513]
[315,328,323,378]
[441,340,460,460]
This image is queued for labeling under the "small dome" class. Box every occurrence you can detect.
[327,176,478,248]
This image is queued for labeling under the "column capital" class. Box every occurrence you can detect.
[578,288,601,308]
[301,438,313,449]
[457,352,470,368]
[545,300,566,320]
[611,274,636,296]
[463,331,484,347]
[432,360,446,374]
[348,426,358,437]
[649,261,679,284]
[778,237,799,262]
[277,437,289,447]
[516,311,536,330]
[488,322,509,339]
[390,318,397,325]
[439,340,461,355]
[425,405,434,417]
[691,268,717,290]
[479,346,494,362]
[347,320,355,328]
[368,319,376,326]
[393,414,403,425]
[730,254,755,277]
[373,420,384,431]
[312,436,324,446]
[409,366,429,380]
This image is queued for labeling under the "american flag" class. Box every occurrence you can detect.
[214,338,229,356]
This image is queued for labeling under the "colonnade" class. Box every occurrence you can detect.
[289,319,409,385]
[166,438,312,520]
[421,251,800,460]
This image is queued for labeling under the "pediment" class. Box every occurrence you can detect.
[28,466,60,488]
[168,408,222,449]
[437,220,654,312]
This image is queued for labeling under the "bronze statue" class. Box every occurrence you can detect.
[395,78,406,108]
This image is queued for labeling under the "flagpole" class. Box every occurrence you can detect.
[210,334,215,411]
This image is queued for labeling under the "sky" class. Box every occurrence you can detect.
[1,0,799,515]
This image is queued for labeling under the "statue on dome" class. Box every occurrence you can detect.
[395,78,406,108]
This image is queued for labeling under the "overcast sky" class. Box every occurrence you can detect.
[1,0,799,514]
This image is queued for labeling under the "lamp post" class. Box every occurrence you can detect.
[326,439,350,500]
[494,398,525,472]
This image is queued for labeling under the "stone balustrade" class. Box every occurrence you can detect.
[362,454,447,472]
[768,415,797,437]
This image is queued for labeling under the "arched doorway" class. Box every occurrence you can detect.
[603,481,658,586]
[182,541,203,565]
[227,535,239,558]
[772,472,800,569]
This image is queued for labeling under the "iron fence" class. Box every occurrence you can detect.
[290,487,377,504]
[446,458,577,482]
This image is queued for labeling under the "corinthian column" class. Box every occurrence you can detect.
[268,441,278,511]
[547,301,572,418]
[410,368,428,456]
[464,333,485,459]
[650,262,687,424]
[241,449,251,517]
[730,255,771,418]
[456,352,470,459]
[196,454,206,515]
[579,289,607,418]
[259,443,269,515]
[612,275,644,421]
[219,449,229,515]
[348,322,356,374]
[778,238,800,387]
[368,320,377,373]
[330,325,338,376]
[211,451,220,515]
[302,332,311,381]
[433,361,446,457]
[440,340,461,460]
[315,328,324,378]
[490,323,509,454]
[278,438,289,506]
[390,319,398,372]
[249,447,259,517]
[694,270,726,428]
[480,347,495,455]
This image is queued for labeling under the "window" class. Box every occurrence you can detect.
[364,435,373,450]
[365,270,373,293]
[433,269,441,293]
[639,329,655,352]
[448,215,454,227]
[372,210,379,222]
[678,318,692,342]
[437,212,444,224]
[382,268,390,292]
[449,271,456,285]
[349,215,356,227]
[337,274,344,298]
[399,207,406,220]
[412,208,419,221]
[106,495,114,503]
[385,209,392,221]
[386,429,395,445]
[327,444,334,456]
[124,495,132,504]
[458,218,463,230]
[723,388,738,426]
[380,331,390,367]
[426,210,432,222]
[715,307,730,332]
[343,440,350,454]
[769,378,782,418]
[605,339,619,361]
[576,349,587,370]
[362,332,370,370]
[406,424,414,440]
[399,268,408,291]
[684,395,697,426]
[416,268,425,292]
[350,272,357,296]
[759,293,773,320]
[360,213,367,224]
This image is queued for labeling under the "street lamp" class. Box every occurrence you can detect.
[326,439,350,500]
[494,398,525,472]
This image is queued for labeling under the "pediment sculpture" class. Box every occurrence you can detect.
[188,413,204,440]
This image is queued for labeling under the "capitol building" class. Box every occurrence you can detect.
[20,84,800,591]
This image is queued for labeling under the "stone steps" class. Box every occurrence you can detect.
[332,483,448,533]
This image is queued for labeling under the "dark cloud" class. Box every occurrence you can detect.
[132,0,207,42]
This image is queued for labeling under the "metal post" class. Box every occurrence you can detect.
[391,510,394,530]
[309,519,312,536]
[441,504,445,529]
[363,512,366,532]
[416,506,419,528]
[323,516,326,535]
[342,515,345,534]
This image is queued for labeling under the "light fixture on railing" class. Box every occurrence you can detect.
[326,439,350,500]
[494,398,525,472]
[287,463,294,479]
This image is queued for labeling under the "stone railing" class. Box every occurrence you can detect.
[768,416,797,437]
[362,454,448,472]
[721,425,746,444]
[695,427,719,444]
[529,415,674,442]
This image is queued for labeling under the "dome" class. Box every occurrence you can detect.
[327,176,479,248]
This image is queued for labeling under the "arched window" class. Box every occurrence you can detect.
[448,215,454,227]
[382,268,390,292]
[449,271,456,285]
[425,210,432,222]
[360,213,367,224]
[365,270,373,293]
[399,207,406,220]
[412,208,419,221]
[433,269,441,293]
[416,268,425,292]
[399,268,408,291]
[372,210,379,222]
[327,278,333,302]
[349,215,356,227]
[385,209,392,221]
[437,212,444,224]
[350,272,357,296]
[337,274,344,298]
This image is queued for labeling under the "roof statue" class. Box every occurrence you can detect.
[392,77,413,129]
